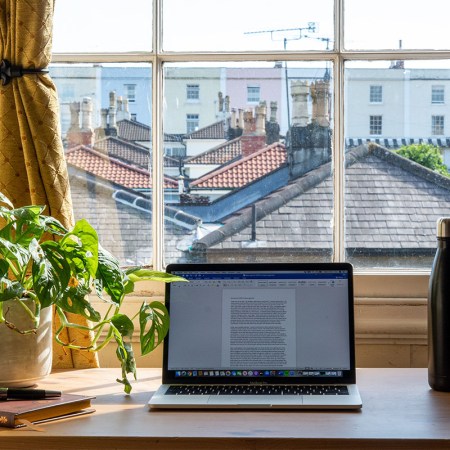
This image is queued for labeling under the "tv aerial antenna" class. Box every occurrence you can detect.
[244,23,329,127]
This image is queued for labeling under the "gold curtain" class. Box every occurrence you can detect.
[0,0,98,369]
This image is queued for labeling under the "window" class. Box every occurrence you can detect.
[52,0,450,275]
[124,84,136,103]
[370,85,383,103]
[186,114,199,133]
[369,115,382,135]
[432,86,445,104]
[247,86,260,103]
[432,115,445,135]
[187,84,200,101]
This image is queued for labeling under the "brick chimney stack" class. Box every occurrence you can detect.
[66,98,94,148]
[241,104,267,158]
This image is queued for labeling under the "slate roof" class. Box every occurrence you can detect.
[346,137,450,149]
[94,136,150,169]
[185,138,241,165]
[117,119,151,142]
[69,172,197,266]
[190,142,287,189]
[191,144,450,253]
[185,120,226,140]
[66,145,178,190]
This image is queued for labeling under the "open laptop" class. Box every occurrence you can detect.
[149,262,362,410]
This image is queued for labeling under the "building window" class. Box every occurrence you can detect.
[186,84,200,101]
[186,114,199,133]
[370,85,382,103]
[432,86,445,104]
[432,115,445,135]
[369,115,382,135]
[247,86,260,103]
[52,0,450,277]
[124,84,136,103]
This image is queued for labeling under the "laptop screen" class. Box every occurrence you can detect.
[163,263,355,385]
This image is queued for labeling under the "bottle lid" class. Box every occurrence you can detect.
[437,218,450,238]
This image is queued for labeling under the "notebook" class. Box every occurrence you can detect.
[149,262,362,410]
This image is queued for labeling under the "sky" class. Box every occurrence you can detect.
[52,0,450,70]
[52,0,450,53]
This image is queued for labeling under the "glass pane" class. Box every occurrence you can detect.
[162,62,334,264]
[50,64,153,265]
[53,1,152,52]
[345,0,450,50]
[163,0,334,51]
[344,60,450,269]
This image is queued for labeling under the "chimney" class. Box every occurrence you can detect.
[311,80,330,127]
[266,101,280,145]
[240,107,266,158]
[108,91,117,131]
[291,80,309,126]
[255,101,267,135]
[66,100,94,147]
[94,108,109,142]
[287,81,331,181]
[270,101,278,123]
[116,96,124,121]
[122,98,131,120]
[238,109,245,129]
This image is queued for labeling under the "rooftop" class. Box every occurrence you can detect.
[191,144,450,253]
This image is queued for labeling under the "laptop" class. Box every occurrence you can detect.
[149,262,362,410]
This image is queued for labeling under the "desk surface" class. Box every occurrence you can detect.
[1,368,450,450]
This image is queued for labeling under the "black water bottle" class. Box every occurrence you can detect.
[428,217,450,391]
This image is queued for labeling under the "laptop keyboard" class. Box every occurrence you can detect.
[165,385,349,396]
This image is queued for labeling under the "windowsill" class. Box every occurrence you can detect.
[95,274,430,368]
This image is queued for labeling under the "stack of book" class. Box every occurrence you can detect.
[0,393,95,429]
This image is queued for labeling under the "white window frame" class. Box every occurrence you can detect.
[369,85,383,103]
[124,83,137,103]
[186,84,200,101]
[247,85,261,103]
[52,0,436,305]
[432,115,445,135]
[186,114,199,133]
[369,115,383,135]
[432,85,445,104]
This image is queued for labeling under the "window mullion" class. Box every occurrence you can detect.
[152,0,165,270]
[333,0,345,262]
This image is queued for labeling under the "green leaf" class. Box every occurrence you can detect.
[0,236,29,268]
[96,246,125,305]
[40,241,72,289]
[57,287,102,322]
[0,192,14,209]
[0,259,9,278]
[126,268,187,284]
[62,219,99,277]
[0,278,25,302]
[40,215,68,236]
[139,301,170,355]
[111,313,135,339]
[30,239,62,308]
[110,317,136,394]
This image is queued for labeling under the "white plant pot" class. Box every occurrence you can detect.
[0,300,52,387]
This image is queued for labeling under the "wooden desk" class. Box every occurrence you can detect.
[1,368,449,450]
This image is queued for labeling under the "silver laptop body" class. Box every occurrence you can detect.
[149,263,362,410]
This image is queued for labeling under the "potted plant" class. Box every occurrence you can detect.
[0,191,184,393]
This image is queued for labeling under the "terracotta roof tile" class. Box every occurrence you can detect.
[66,145,177,189]
[190,142,286,189]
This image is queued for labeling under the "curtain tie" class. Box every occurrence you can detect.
[0,59,49,86]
